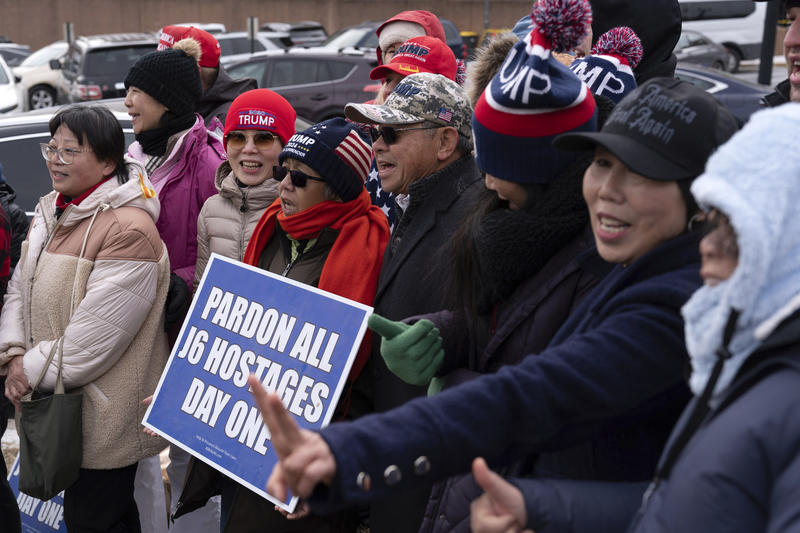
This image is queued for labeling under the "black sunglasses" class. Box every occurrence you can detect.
[369,125,441,145]
[272,165,325,187]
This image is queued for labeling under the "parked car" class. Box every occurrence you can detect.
[12,41,69,110]
[0,43,31,67]
[225,48,379,122]
[260,21,328,47]
[175,22,227,34]
[0,100,312,217]
[674,63,769,124]
[681,0,766,72]
[321,19,468,61]
[53,33,157,104]
[0,56,20,114]
[674,30,735,71]
[215,31,290,63]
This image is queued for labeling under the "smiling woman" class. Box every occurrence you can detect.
[0,105,170,532]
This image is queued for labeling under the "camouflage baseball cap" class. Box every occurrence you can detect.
[345,72,472,140]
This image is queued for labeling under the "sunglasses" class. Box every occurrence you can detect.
[272,165,325,187]
[369,125,441,145]
[225,131,277,151]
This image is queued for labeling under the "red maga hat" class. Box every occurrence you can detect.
[369,35,457,82]
[157,25,221,68]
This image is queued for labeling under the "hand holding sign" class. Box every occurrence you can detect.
[248,374,336,500]
[469,457,531,533]
[369,314,444,386]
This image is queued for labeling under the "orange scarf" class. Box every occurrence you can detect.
[243,189,389,383]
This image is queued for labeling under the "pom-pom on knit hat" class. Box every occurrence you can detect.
[472,0,597,184]
[124,48,202,116]
[568,26,642,103]
[279,117,372,202]
[223,89,296,149]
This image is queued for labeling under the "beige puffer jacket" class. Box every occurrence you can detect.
[194,161,279,289]
[0,158,170,468]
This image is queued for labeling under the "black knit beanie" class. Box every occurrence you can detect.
[124,49,202,116]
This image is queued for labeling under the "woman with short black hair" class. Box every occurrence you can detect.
[0,104,170,532]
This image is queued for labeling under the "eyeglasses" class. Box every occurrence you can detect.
[272,165,325,187]
[689,209,739,256]
[40,143,93,165]
[688,209,725,237]
[225,131,278,151]
[369,125,441,145]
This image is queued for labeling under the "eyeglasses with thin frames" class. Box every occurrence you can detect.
[40,143,93,165]
[225,131,278,151]
[369,125,441,145]
[272,165,325,187]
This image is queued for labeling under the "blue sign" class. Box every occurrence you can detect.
[143,254,372,512]
[7,454,68,532]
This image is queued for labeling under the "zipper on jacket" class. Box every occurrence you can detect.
[239,187,248,213]
[238,190,248,260]
[281,239,317,277]
[26,203,71,345]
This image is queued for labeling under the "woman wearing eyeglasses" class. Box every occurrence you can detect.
[179,117,389,533]
[0,105,170,532]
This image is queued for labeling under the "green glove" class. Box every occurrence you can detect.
[368,313,444,386]
[427,376,445,396]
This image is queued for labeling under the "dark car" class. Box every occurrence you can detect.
[674,30,735,71]
[260,21,328,47]
[53,33,157,104]
[0,101,134,216]
[225,48,379,123]
[321,19,467,61]
[674,63,769,124]
[0,100,313,217]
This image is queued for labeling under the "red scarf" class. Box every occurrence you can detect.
[243,189,389,383]
[55,175,113,211]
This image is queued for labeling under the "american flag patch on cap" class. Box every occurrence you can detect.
[437,107,453,123]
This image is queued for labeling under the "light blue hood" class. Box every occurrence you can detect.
[683,103,800,399]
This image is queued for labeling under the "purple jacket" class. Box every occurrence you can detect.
[128,115,226,287]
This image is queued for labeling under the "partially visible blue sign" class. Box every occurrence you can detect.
[143,254,372,512]
[7,454,68,532]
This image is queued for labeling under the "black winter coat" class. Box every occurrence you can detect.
[418,228,608,533]
[196,65,258,127]
[351,155,483,533]
[0,182,30,271]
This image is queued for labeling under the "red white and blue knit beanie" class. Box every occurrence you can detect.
[279,117,372,202]
[568,27,643,104]
[472,0,597,184]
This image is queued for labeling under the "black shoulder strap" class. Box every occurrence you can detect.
[654,308,740,480]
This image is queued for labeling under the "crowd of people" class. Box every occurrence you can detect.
[1,0,799,532]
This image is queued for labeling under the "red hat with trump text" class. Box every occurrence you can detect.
[369,35,457,82]
[223,89,297,149]
[158,25,221,68]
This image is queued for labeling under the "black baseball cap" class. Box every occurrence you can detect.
[554,77,739,181]
[755,0,800,10]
